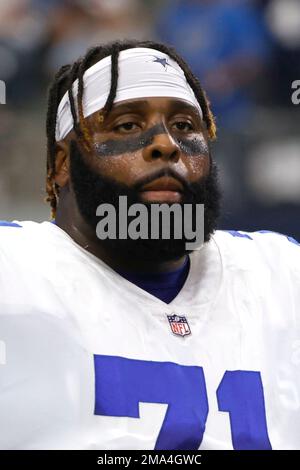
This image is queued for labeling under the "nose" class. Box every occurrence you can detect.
[142,130,180,163]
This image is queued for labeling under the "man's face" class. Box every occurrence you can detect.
[63,97,221,262]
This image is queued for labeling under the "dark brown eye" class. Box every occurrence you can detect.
[172,121,194,132]
[114,122,140,132]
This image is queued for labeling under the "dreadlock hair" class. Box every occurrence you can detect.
[46,39,217,219]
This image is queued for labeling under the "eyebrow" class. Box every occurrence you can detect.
[109,100,150,115]
[167,100,202,118]
[108,98,203,122]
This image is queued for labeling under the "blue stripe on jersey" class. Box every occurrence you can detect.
[224,229,300,246]
[287,236,300,246]
[0,221,22,227]
[223,230,253,240]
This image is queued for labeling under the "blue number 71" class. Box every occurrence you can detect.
[94,355,272,450]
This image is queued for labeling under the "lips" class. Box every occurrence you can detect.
[140,176,184,193]
[139,176,184,203]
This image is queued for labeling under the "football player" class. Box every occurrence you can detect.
[0,40,299,450]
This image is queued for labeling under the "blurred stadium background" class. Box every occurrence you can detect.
[0,0,299,239]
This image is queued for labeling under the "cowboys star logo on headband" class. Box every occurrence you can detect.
[149,56,173,71]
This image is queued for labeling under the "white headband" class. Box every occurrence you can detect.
[55,47,203,141]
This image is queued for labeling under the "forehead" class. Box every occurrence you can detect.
[107,97,202,117]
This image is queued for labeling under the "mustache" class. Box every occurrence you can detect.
[132,167,200,195]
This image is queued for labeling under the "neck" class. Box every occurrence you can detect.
[55,195,187,274]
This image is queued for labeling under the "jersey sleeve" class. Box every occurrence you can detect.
[250,230,300,269]
[0,221,24,305]
[250,230,300,321]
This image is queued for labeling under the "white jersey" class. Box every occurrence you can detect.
[0,220,299,450]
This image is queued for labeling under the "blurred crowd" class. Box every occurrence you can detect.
[0,0,299,239]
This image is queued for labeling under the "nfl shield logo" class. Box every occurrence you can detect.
[167,314,191,337]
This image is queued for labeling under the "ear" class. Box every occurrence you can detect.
[54,141,70,188]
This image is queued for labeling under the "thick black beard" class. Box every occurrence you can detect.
[69,140,222,263]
